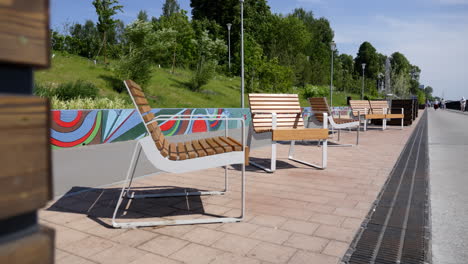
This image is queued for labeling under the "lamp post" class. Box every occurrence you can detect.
[361,63,366,100]
[240,0,245,108]
[330,41,336,106]
[227,23,232,72]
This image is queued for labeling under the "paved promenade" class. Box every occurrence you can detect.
[428,109,468,264]
[40,117,420,264]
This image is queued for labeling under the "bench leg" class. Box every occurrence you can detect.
[364,119,368,131]
[288,140,327,169]
[112,143,245,228]
[250,141,277,173]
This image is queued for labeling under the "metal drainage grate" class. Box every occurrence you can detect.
[344,111,430,264]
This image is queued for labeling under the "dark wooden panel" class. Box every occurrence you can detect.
[0,96,52,220]
[0,0,50,68]
[0,225,54,264]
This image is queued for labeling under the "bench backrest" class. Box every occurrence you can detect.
[308,97,331,123]
[124,80,169,157]
[349,100,371,116]
[369,100,389,114]
[248,93,304,133]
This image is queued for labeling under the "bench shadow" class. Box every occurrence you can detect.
[46,186,226,228]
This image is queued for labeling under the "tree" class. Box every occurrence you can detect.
[92,0,123,63]
[163,0,180,17]
[354,42,379,79]
[137,10,148,22]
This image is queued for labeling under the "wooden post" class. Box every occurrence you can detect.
[0,0,54,263]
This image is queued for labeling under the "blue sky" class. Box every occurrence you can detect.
[51,0,468,100]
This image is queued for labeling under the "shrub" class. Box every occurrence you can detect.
[114,49,153,88]
[302,85,329,100]
[189,59,216,91]
[53,80,99,100]
[50,96,133,110]
[34,82,54,97]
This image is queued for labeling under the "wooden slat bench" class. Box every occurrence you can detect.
[248,93,329,173]
[111,80,249,228]
[349,100,387,131]
[308,97,360,145]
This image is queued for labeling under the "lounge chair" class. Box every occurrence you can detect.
[112,80,248,228]
[308,97,360,146]
[247,93,329,173]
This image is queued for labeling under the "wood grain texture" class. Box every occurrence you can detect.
[0,225,54,264]
[0,96,51,220]
[272,128,329,141]
[0,0,50,68]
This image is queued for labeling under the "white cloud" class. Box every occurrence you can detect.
[333,14,468,99]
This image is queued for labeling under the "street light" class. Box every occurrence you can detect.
[361,63,366,100]
[227,23,232,72]
[240,0,245,108]
[330,41,336,107]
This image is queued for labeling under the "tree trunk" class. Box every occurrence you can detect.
[103,31,107,64]
[171,45,176,74]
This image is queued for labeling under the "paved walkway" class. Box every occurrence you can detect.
[40,118,420,264]
[428,109,468,264]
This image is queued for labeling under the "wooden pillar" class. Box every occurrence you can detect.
[0,0,54,263]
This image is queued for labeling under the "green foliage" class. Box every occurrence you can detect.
[301,85,329,100]
[35,80,99,100]
[163,0,180,17]
[189,59,216,91]
[416,88,426,104]
[92,0,123,61]
[50,96,132,110]
[55,80,99,100]
[114,48,153,88]
[137,10,148,22]
[257,58,294,93]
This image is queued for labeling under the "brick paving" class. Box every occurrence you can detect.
[40,118,420,264]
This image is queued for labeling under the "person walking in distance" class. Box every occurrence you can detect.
[461,97,466,112]
[441,98,446,110]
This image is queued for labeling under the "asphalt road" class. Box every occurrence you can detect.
[428,109,468,264]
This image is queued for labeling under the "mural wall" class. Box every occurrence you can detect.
[51,107,350,149]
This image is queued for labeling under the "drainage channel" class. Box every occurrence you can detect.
[343,111,430,264]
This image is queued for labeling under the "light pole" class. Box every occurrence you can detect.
[240,0,245,108]
[330,41,336,106]
[227,23,232,72]
[361,63,366,100]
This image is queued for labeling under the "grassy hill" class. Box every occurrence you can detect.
[35,52,358,109]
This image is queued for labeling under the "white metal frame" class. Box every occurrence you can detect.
[112,81,247,228]
[359,108,386,131]
[311,110,361,147]
[248,112,328,173]
[385,107,405,130]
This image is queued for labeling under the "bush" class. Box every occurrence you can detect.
[189,59,216,91]
[50,96,133,110]
[302,85,329,100]
[34,82,54,97]
[114,49,153,88]
[54,80,99,100]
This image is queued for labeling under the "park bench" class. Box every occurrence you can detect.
[349,100,387,131]
[308,97,360,146]
[112,80,248,228]
[370,100,404,129]
[247,93,329,173]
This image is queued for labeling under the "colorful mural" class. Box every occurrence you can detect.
[51,107,350,149]
[51,108,251,149]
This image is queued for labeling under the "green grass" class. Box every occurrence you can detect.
[35,52,358,108]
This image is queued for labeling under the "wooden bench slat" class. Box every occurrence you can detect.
[138,105,152,114]
[205,138,225,154]
[198,139,216,155]
[272,128,329,141]
[177,142,188,160]
[134,97,149,106]
[142,112,155,123]
[184,142,197,159]
[191,140,207,157]
[249,94,298,98]
[169,143,178,161]
[220,137,242,151]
